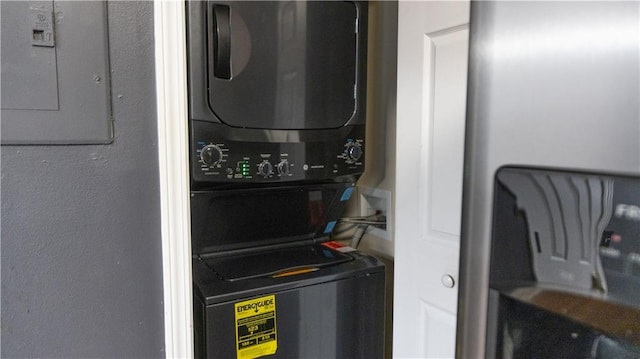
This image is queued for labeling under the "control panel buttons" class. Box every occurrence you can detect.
[200,144,223,167]
[193,133,364,183]
[258,161,273,178]
[345,142,363,162]
[276,160,290,176]
[347,144,363,161]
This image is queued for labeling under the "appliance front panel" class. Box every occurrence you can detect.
[195,271,385,359]
[190,121,364,186]
[187,1,368,131]
[190,183,357,253]
[208,1,360,130]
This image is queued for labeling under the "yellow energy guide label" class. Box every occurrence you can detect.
[234,295,277,359]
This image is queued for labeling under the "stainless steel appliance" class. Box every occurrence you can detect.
[458,1,640,357]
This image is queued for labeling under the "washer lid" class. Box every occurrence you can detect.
[203,244,353,281]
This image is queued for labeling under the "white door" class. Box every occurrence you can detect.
[393,1,470,358]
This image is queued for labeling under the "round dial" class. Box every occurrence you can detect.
[346,143,363,161]
[200,144,223,167]
[276,160,290,176]
[258,161,273,177]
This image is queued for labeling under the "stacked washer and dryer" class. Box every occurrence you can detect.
[185,2,385,358]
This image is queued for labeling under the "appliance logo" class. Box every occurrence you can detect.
[614,204,640,221]
[237,298,275,313]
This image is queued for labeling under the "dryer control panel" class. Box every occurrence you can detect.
[190,121,365,186]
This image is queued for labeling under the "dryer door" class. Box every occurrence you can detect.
[206,1,363,130]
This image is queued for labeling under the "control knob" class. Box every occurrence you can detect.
[276,160,290,176]
[200,144,223,167]
[258,161,273,178]
[346,143,363,161]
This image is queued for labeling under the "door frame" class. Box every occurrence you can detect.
[154,2,193,358]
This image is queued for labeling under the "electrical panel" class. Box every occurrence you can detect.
[1,1,112,144]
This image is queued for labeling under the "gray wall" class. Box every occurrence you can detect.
[1,2,165,357]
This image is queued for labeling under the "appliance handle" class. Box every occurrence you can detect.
[271,266,320,278]
[208,4,231,79]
